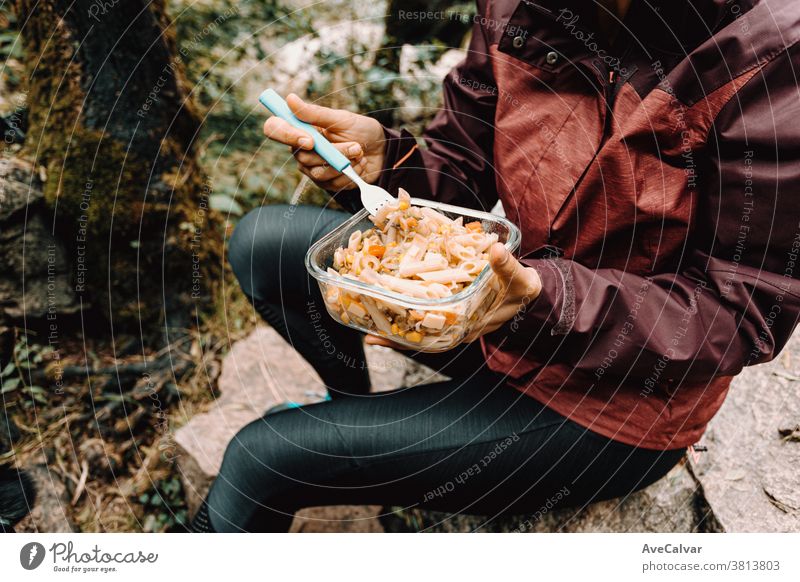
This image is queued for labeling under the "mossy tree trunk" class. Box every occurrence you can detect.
[10,0,222,341]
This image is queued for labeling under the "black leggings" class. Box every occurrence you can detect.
[205,204,684,532]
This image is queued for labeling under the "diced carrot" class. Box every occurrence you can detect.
[442,311,459,325]
[405,331,423,343]
[465,221,483,232]
[367,245,386,258]
[406,217,417,228]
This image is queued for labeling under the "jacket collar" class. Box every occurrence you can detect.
[519,0,759,56]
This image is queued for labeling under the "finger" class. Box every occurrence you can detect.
[317,159,367,190]
[319,175,359,191]
[263,117,314,150]
[302,163,341,183]
[489,243,541,295]
[294,142,363,166]
[301,158,363,186]
[287,93,350,130]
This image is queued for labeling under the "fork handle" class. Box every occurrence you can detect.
[258,89,351,172]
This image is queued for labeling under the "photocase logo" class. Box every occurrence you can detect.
[19,542,46,570]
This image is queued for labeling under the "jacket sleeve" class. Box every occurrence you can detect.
[375,1,499,212]
[504,48,800,385]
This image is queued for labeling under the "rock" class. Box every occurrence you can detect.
[291,505,385,533]
[689,334,800,532]
[14,464,76,533]
[175,326,323,514]
[175,325,441,530]
[0,157,78,320]
[0,157,40,222]
[381,462,710,533]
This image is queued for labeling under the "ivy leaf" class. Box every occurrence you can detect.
[1,377,20,394]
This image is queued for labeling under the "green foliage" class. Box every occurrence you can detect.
[0,4,21,58]
[168,0,473,218]
[173,0,319,214]
[0,333,50,405]
[138,477,190,532]
[174,0,314,152]
[0,3,24,97]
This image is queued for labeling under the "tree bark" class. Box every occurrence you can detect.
[8,0,222,339]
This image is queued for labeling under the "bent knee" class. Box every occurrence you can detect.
[227,205,292,299]
[220,416,284,473]
[220,408,349,479]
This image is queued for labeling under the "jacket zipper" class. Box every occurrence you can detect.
[603,69,620,140]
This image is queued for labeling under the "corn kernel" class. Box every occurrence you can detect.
[391,323,400,335]
[405,331,423,343]
[398,201,410,211]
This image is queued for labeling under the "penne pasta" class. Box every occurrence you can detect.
[325,188,504,350]
[417,268,474,284]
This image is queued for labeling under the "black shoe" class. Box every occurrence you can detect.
[0,468,36,533]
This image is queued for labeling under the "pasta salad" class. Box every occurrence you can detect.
[322,189,502,350]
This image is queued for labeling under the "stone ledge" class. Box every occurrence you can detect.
[380,462,713,533]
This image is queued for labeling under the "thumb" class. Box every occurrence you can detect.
[489,242,539,294]
[287,93,347,129]
[489,242,519,284]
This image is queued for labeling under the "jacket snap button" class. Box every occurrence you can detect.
[512,35,525,49]
[545,51,559,65]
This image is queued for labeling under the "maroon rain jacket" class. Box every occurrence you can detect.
[373,0,800,449]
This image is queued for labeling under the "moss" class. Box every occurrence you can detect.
[16,0,223,337]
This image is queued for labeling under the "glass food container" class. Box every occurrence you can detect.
[305,198,522,352]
